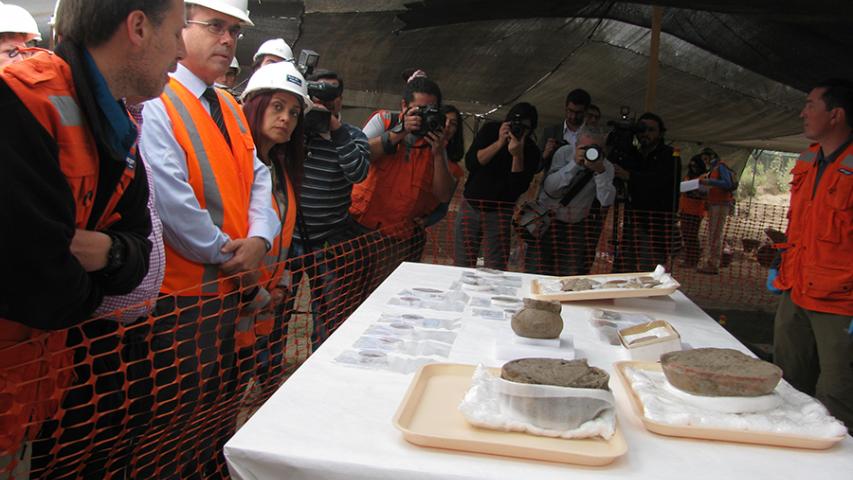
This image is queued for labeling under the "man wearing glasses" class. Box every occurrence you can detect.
[0,3,41,69]
[139,0,279,473]
[540,88,592,173]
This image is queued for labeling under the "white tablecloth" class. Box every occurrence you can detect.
[224,262,853,480]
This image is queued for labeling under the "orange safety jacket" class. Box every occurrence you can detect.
[159,79,256,295]
[706,162,735,205]
[0,51,136,453]
[679,175,706,217]
[234,169,297,348]
[350,109,440,238]
[774,142,853,315]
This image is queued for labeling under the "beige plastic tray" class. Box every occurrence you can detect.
[392,363,627,466]
[613,361,846,449]
[529,272,680,302]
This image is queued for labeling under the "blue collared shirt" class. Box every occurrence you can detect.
[82,49,137,159]
[139,64,279,265]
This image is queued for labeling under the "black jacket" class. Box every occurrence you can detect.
[0,42,152,330]
[463,121,540,208]
[625,142,681,212]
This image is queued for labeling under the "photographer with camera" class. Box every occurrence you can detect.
[540,89,591,173]
[523,127,616,275]
[350,76,455,239]
[454,103,540,269]
[283,69,370,348]
[612,112,681,272]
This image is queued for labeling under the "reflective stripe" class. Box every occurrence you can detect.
[164,84,227,295]
[842,154,853,168]
[221,92,248,135]
[48,95,82,126]
[798,151,816,163]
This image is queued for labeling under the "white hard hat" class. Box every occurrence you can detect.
[0,3,42,42]
[186,0,253,26]
[253,38,294,63]
[242,61,312,112]
[229,56,240,72]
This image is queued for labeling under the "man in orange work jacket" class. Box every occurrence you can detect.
[0,0,186,474]
[351,76,456,242]
[771,78,853,434]
[138,1,280,473]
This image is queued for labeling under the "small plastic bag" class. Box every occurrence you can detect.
[353,335,452,357]
[364,324,457,344]
[333,349,435,374]
[378,312,461,330]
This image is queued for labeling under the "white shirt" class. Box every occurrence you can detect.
[140,64,280,265]
[539,144,616,224]
[562,120,582,149]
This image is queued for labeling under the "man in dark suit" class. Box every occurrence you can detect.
[539,88,592,173]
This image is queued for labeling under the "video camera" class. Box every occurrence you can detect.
[605,106,644,168]
[411,105,446,137]
[605,106,644,202]
[296,49,338,136]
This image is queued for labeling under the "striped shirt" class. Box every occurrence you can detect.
[295,123,370,242]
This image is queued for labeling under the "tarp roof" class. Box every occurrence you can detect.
[25,0,853,155]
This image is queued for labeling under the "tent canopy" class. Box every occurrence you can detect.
[27,0,853,155]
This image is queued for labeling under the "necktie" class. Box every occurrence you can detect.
[202,87,232,148]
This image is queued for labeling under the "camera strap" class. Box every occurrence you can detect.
[558,169,595,206]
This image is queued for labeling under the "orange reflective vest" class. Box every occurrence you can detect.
[260,169,296,291]
[706,162,735,205]
[159,78,256,295]
[350,110,440,238]
[679,176,706,217]
[0,51,136,453]
[235,168,297,347]
[774,142,853,315]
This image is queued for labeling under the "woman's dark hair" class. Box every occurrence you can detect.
[505,102,538,130]
[441,104,464,162]
[242,92,306,194]
[687,154,707,179]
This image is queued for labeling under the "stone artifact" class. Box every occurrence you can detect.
[661,348,783,397]
[498,358,613,430]
[511,298,563,339]
[501,358,610,390]
[560,277,600,291]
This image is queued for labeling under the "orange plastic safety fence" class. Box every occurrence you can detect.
[0,198,787,479]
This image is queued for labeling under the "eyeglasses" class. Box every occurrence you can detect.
[1,46,39,60]
[187,19,244,41]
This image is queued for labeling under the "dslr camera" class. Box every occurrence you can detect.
[411,105,446,137]
[508,113,530,139]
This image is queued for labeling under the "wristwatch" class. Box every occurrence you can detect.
[101,232,127,275]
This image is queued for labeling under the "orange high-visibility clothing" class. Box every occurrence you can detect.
[679,176,706,217]
[774,142,853,315]
[235,169,297,347]
[0,51,135,453]
[706,163,735,205]
[350,110,440,238]
[158,79,256,295]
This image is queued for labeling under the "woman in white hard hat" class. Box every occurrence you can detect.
[241,60,311,302]
[0,3,42,69]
